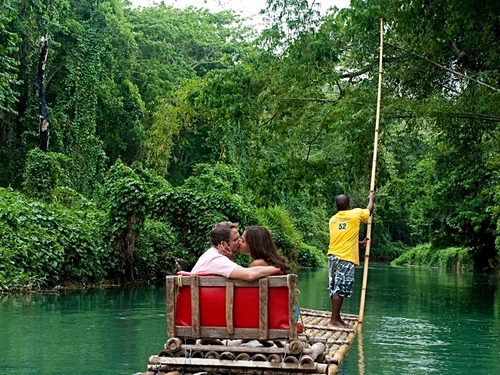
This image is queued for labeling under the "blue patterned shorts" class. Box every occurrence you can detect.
[327,255,355,298]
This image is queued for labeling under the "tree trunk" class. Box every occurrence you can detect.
[34,34,49,152]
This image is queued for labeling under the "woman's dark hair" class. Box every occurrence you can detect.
[244,226,292,274]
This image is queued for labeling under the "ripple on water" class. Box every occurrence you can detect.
[362,314,500,375]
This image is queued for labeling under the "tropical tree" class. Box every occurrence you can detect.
[0,2,20,118]
[335,0,500,264]
[1,0,145,195]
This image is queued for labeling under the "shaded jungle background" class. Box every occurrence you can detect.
[1,0,500,290]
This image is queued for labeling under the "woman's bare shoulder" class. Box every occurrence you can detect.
[249,259,269,267]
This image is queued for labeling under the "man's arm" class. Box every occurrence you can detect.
[229,265,282,281]
[367,192,375,215]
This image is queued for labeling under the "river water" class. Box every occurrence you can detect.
[1,264,499,374]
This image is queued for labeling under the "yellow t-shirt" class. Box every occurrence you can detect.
[327,208,370,266]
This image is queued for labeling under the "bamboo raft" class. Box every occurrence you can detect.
[143,274,357,375]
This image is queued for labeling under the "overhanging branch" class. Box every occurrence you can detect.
[387,112,500,123]
[385,41,500,92]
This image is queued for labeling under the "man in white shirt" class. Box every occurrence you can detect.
[190,221,282,281]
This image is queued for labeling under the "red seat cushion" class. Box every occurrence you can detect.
[175,285,290,329]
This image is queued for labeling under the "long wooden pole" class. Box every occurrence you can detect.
[358,18,384,327]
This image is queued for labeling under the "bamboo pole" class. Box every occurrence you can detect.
[235,352,251,361]
[176,343,310,355]
[148,358,328,374]
[357,328,365,375]
[165,337,182,352]
[358,18,384,326]
[267,353,282,363]
[284,355,299,364]
[251,353,268,361]
[299,355,315,367]
[220,351,236,360]
[288,339,304,355]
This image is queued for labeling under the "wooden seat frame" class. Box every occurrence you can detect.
[166,274,299,341]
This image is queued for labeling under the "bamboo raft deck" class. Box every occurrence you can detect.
[143,275,358,375]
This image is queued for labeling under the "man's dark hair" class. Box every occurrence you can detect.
[336,194,350,211]
[210,221,238,246]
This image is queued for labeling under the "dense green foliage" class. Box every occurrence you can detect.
[1,0,500,289]
[103,160,149,281]
[391,244,474,272]
[150,163,255,259]
[0,187,110,289]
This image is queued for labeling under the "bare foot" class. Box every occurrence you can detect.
[328,320,351,329]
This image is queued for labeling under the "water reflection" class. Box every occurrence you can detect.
[1,265,499,375]
[0,286,167,374]
[335,265,500,375]
[371,316,447,373]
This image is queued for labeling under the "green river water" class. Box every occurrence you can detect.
[1,264,499,374]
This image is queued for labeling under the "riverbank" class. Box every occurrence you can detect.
[0,279,154,295]
[390,244,498,272]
